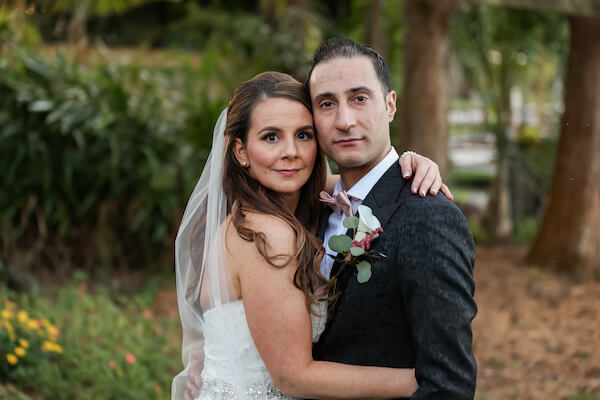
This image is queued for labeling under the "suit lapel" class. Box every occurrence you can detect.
[361,163,408,230]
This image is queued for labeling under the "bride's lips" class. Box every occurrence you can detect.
[276,168,301,177]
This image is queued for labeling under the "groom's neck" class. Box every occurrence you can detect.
[339,149,389,190]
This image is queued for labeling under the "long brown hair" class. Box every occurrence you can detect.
[223,71,329,309]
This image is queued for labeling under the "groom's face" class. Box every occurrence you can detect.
[309,55,396,176]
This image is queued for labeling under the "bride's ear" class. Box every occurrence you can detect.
[233,138,250,167]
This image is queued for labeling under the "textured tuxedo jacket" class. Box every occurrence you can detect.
[313,162,477,399]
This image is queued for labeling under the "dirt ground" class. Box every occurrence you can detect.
[474,246,600,400]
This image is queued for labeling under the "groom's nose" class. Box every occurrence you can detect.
[334,103,357,131]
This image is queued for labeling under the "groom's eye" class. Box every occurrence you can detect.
[354,95,368,103]
[319,101,334,109]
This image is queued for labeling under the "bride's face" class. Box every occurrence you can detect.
[234,97,317,199]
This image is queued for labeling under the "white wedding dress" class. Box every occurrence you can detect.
[195,299,327,400]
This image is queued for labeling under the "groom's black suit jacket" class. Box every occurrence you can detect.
[313,162,477,399]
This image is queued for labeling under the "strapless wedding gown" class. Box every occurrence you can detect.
[196,299,327,400]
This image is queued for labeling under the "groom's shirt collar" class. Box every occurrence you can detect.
[333,147,399,213]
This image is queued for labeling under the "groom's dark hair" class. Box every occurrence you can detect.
[305,37,392,97]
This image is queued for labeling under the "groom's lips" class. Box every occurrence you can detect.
[334,137,363,146]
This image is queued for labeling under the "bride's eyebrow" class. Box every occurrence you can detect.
[257,126,281,134]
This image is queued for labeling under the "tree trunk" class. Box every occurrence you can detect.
[398,0,459,179]
[527,16,600,279]
[483,53,513,241]
[366,0,387,58]
[67,2,89,48]
[12,0,25,42]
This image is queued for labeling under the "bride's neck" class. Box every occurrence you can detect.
[280,192,300,214]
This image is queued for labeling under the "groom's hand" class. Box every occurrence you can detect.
[184,349,204,400]
[399,151,453,200]
[184,374,201,400]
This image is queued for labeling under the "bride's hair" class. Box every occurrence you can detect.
[223,71,330,309]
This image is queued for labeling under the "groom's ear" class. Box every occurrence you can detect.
[233,138,249,167]
[385,90,397,123]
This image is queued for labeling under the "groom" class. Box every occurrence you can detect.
[308,38,477,399]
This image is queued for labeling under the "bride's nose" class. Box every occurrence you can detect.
[281,137,299,159]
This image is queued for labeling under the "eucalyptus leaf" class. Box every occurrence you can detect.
[356,260,372,283]
[342,216,359,229]
[350,246,365,256]
[328,234,352,253]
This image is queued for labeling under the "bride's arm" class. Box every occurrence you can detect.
[232,215,418,399]
[324,152,453,200]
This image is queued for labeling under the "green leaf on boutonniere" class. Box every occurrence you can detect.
[342,216,359,229]
[329,234,353,253]
[356,260,372,283]
[350,246,365,256]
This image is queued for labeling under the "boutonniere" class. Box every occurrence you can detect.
[328,205,386,283]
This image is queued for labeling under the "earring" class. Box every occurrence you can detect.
[241,161,248,167]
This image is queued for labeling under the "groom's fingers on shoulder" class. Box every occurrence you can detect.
[399,154,412,178]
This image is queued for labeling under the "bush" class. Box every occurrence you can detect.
[0,281,181,399]
[0,48,228,279]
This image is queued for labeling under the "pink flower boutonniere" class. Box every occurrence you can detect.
[328,205,386,283]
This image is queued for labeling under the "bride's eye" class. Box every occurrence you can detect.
[262,133,279,143]
[297,130,314,140]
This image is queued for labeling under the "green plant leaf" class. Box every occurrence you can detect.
[342,216,359,229]
[356,260,372,283]
[328,234,352,253]
[350,246,365,256]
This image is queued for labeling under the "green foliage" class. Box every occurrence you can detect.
[468,220,490,244]
[0,48,228,275]
[328,234,353,253]
[513,216,539,244]
[0,281,181,399]
[165,2,320,78]
[49,0,156,17]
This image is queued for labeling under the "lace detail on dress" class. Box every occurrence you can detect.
[198,378,293,400]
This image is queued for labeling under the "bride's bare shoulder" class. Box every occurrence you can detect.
[225,211,296,261]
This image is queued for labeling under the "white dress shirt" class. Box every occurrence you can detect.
[320,147,399,279]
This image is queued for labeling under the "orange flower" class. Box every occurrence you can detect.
[125,353,136,364]
[109,360,116,368]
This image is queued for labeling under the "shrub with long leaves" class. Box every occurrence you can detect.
[0,48,227,277]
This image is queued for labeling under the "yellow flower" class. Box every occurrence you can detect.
[4,301,16,310]
[42,341,63,354]
[27,319,40,331]
[1,309,14,320]
[19,338,29,349]
[2,320,15,341]
[47,326,59,338]
[17,310,29,325]
[14,346,26,357]
[6,354,17,365]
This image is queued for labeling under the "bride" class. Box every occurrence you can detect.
[172,71,448,399]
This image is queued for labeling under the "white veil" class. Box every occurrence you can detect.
[171,108,250,399]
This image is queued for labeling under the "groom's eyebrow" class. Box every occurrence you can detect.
[313,86,374,102]
[348,86,374,95]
